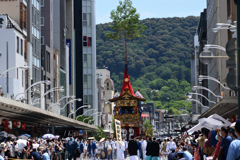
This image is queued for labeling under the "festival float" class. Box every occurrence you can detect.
[109,65,146,140]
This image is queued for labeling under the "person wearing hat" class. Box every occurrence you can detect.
[42,149,50,160]
[128,135,139,160]
[226,119,240,160]
[182,147,192,160]
[168,148,177,160]
[87,140,97,160]
[0,142,7,158]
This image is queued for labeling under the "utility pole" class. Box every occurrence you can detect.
[6,42,9,98]
[235,0,240,117]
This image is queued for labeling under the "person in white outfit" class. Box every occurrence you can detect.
[116,141,125,160]
[122,138,128,159]
[166,138,176,154]
[141,138,147,159]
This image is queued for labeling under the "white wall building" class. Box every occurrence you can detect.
[0,15,26,99]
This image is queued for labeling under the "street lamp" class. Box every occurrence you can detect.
[46,103,61,111]
[192,86,223,98]
[32,87,64,104]
[0,66,29,77]
[198,75,235,96]
[14,80,51,100]
[75,109,97,120]
[68,105,91,118]
[212,23,236,33]
[57,95,75,103]
[186,99,209,109]
[88,113,102,125]
[186,92,216,104]
[83,112,102,123]
[58,98,82,114]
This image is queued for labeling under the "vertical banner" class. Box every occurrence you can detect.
[66,39,71,85]
[115,119,122,144]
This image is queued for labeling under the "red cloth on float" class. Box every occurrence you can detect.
[120,66,135,96]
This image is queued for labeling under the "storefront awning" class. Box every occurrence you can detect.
[141,114,149,117]
[198,96,238,119]
[0,97,98,131]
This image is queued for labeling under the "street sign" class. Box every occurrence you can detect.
[79,130,83,135]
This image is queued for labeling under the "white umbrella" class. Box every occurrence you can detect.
[198,114,231,130]
[187,114,231,134]
[17,139,27,150]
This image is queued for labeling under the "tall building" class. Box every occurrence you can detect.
[66,0,76,115]
[74,0,97,123]
[27,0,42,106]
[207,0,229,105]
[0,14,27,99]
[0,0,39,103]
[40,0,54,109]
[53,0,69,116]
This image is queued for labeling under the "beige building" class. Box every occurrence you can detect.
[96,69,114,135]
[195,0,238,119]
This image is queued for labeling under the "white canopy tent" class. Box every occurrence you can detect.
[187,114,231,134]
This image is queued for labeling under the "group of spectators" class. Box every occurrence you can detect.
[165,119,240,160]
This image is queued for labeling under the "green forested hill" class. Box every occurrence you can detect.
[96,16,199,114]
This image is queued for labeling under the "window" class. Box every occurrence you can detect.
[84,75,88,82]
[17,68,18,79]
[87,75,92,88]
[41,17,44,26]
[107,82,109,90]
[41,36,44,45]
[21,39,23,56]
[40,0,44,6]
[17,36,19,53]
[84,95,88,104]
[83,13,87,20]
[83,54,87,61]
[83,36,91,46]
[87,13,91,26]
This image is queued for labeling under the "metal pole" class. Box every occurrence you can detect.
[6,42,9,98]
[236,0,240,117]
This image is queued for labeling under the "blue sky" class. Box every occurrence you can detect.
[96,0,206,24]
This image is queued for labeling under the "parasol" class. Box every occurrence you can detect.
[8,134,17,139]
[42,134,54,139]
[88,137,95,140]
[99,138,105,143]
[18,135,28,140]
[20,134,31,138]
[53,135,60,139]
[17,139,27,150]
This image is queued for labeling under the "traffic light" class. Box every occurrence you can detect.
[226,38,237,91]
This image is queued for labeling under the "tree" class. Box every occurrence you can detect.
[89,126,107,140]
[143,119,153,138]
[76,115,94,125]
[106,0,147,64]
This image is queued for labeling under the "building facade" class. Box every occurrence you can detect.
[40,0,54,109]
[0,15,26,99]
[74,0,97,124]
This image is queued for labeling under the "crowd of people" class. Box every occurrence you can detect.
[0,119,240,160]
